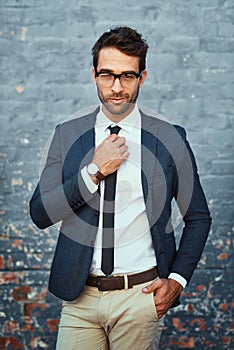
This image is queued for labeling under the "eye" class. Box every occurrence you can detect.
[123,73,136,79]
[99,73,112,78]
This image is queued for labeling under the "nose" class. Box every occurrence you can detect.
[111,77,123,93]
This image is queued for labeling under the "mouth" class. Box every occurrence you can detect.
[109,98,125,103]
[107,96,128,104]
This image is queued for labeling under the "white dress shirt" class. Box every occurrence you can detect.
[81,105,187,288]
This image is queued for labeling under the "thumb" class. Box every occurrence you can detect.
[142,278,160,293]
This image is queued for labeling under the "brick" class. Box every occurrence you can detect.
[192,0,220,5]
[0,336,24,349]
[161,98,202,117]
[47,319,59,332]
[203,98,234,115]
[196,52,234,69]
[27,23,95,39]
[0,271,50,286]
[200,38,234,52]
[218,22,234,37]
[211,160,234,175]
[24,303,47,317]
[158,36,200,53]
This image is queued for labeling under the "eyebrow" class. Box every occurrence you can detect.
[97,69,139,74]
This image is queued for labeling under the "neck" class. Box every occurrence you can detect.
[102,103,136,123]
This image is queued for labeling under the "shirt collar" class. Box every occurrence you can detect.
[96,104,141,134]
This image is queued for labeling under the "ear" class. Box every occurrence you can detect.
[139,70,147,88]
[91,67,97,84]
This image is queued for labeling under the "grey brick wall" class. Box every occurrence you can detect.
[0,0,233,349]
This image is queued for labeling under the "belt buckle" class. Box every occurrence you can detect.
[97,275,113,291]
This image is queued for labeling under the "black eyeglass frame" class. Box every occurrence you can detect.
[95,71,143,84]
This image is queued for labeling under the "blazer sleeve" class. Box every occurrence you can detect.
[29,124,98,229]
[171,127,212,284]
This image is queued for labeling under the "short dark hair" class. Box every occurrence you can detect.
[92,26,149,73]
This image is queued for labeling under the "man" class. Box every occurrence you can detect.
[30,26,211,349]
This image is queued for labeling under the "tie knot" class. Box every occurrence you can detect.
[108,125,121,135]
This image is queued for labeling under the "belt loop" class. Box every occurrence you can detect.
[124,274,128,289]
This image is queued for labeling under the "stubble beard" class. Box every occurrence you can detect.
[97,85,140,117]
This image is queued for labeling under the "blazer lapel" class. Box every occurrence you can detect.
[79,106,100,165]
[140,111,168,264]
[140,111,158,213]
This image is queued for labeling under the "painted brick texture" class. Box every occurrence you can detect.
[0,0,233,349]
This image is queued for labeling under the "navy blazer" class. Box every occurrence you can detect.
[30,107,211,302]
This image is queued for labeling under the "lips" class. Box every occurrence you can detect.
[109,98,125,103]
[107,95,129,103]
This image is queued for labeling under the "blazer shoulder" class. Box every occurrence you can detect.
[173,124,186,139]
[55,106,100,131]
[140,109,186,139]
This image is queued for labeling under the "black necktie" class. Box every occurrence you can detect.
[101,125,121,275]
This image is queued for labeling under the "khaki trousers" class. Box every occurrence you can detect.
[56,279,164,350]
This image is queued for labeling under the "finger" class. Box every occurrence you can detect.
[120,150,130,160]
[142,278,161,293]
[157,311,165,319]
[119,144,128,154]
[150,295,165,319]
[113,136,126,146]
[155,304,168,319]
[105,134,120,142]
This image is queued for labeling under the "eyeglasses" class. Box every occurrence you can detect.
[95,71,143,88]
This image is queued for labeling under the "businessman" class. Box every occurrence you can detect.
[30,26,211,349]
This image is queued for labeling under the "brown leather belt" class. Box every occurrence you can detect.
[86,267,158,291]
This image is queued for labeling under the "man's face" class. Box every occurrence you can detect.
[92,47,147,122]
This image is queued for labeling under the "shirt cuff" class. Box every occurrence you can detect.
[81,166,98,194]
[168,273,187,289]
